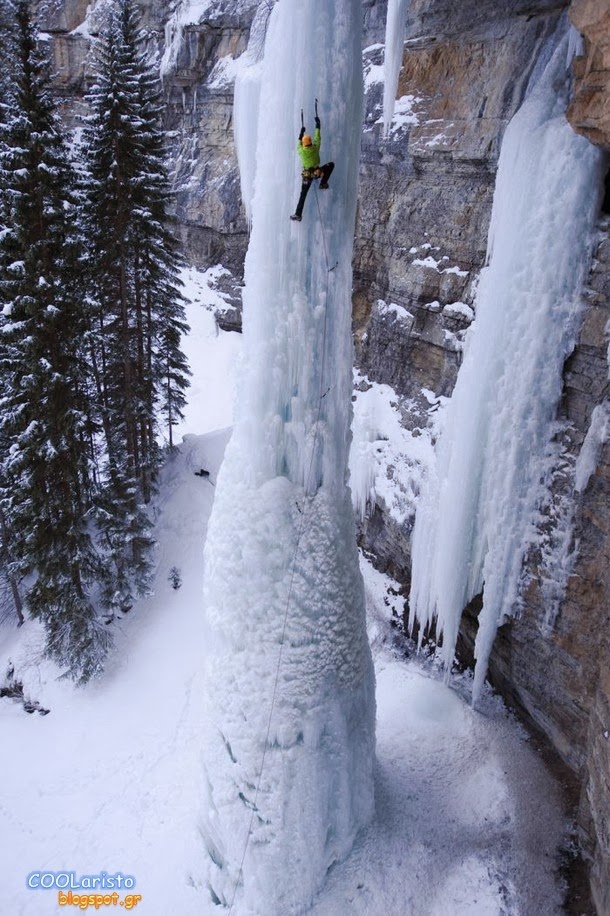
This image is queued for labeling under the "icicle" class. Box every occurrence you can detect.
[574,401,610,493]
[409,27,604,704]
[566,23,585,68]
[382,0,410,137]
[233,2,274,228]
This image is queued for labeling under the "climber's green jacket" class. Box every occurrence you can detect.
[297,127,321,169]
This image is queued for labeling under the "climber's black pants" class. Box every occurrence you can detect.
[294,162,335,218]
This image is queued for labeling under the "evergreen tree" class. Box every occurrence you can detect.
[81,0,189,614]
[0,0,111,680]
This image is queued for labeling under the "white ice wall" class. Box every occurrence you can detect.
[383,0,410,136]
[200,0,375,912]
[409,29,604,703]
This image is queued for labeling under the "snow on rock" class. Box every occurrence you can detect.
[206,54,244,90]
[349,374,435,526]
[161,0,212,79]
[375,298,413,322]
[170,266,242,444]
[200,0,375,912]
[382,0,410,137]
[442,301,474,321]
[409,29,604,703]
[364,61,384,91]
[383,93,421,135]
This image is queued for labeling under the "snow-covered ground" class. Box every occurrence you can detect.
[0,268,571,915]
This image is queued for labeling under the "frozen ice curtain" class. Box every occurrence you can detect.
[200,0,376,913]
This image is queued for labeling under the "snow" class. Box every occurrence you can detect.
[306,559,568,916]
[412,254,442,269]
[411,253,467,276]
[382,0,410,137]
[0,440,571,915]
[0,7,587,914]
[349,374,435,525]
[376,298,413,322]
[169,266,242,443]
[409,30,604,703]
[443,301,474,321]
[206,54,244,90]
[161,0,213,79]
[364,62,384,91]
[382,93,420,135]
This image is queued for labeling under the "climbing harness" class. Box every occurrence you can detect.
[227,178,337,916]
[302,166,324,181]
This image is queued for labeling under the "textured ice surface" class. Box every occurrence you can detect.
[575,401,610,493]
[409,29,604,702]
[201,0,375,912]
[382,0,410,137]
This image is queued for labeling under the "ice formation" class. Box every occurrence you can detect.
[200,0,375,912]
[161,0,211,79]
[233,3,273,226]
[409,29,604,703]
[575,401,610,493]
[382,0,410,136]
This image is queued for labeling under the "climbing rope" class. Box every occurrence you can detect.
[227,187,336,914]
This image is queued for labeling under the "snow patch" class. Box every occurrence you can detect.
[207,54,244,89]
[443,301,474,321]
[349,374,435,525]
[161,0,212,79]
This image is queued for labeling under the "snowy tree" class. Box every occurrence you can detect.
[80,0,189,615]
[0,0,111,680]
[82,0,190,490]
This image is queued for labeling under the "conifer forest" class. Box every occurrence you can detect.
[0,0,190,683]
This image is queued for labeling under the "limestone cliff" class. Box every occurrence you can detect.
[31,0,610,911]
[568,0,610,148]
[356,4,610,913]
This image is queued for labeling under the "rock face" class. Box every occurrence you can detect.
[457,223,610,913]
[35,0,255,273]
[356,2,610,912]
[568,0,610,147]
[31,0,610,911]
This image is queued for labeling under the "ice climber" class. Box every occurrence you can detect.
[290,111,335,222]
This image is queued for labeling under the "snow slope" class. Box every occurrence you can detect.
[0,265,572,916]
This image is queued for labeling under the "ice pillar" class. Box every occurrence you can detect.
[201,0,375,912]
[409,29,604,703]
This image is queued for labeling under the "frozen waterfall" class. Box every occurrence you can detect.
[409,29,604,704]
[200,0,375,913]
[383,0,410,136]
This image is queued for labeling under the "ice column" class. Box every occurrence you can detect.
[233,2,272,226]
[201,0,375,913]
[409,30,604,703]
[383,0,410,136]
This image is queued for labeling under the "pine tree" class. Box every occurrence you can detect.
[81,0,189,615]
[0,0,111,680]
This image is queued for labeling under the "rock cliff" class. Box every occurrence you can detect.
[32,0,610,911]
[568,0,610,148]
